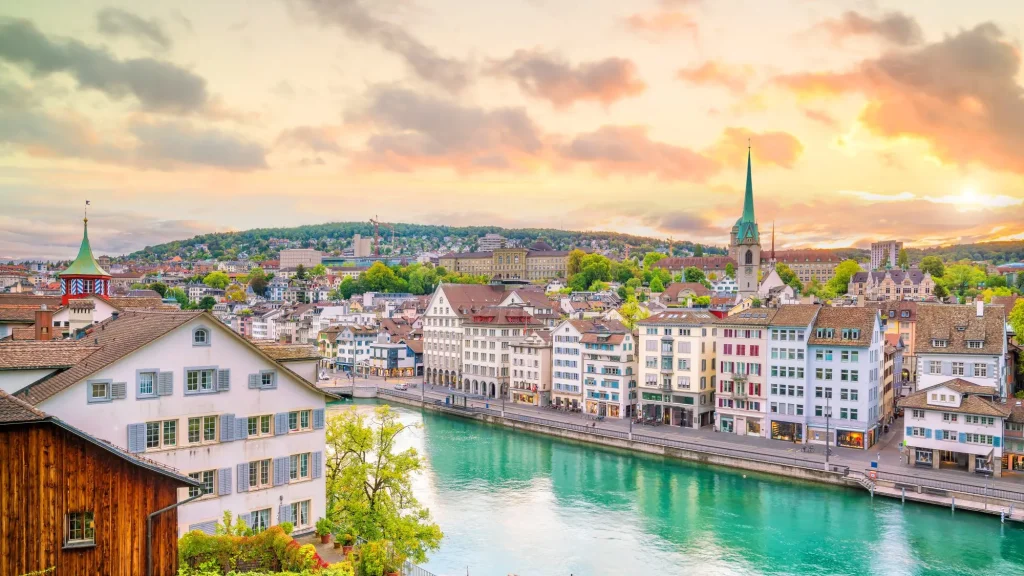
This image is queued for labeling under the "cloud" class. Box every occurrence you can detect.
[710,127,804,169]
[817,11,923,46]
[676,61,753,93]
[559,125,719,182]
[96,7,172,51]
[624,10,698,38]
[776,23,1024,174]
[0,18,207,112]
[350,86,545,172]
[839,190,916,203]
[131,121,268,171]
[270,80,295,98]
[802,108,838,127]
[488,50,646,108]
[276,125,343,154]
[288,0,470,93]
[841,189,1023,212]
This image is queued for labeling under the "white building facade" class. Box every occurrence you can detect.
[765,305,820,443]
[915,303,1006,395]
[637,311,716,428]
[552,320,586,409]
[580,321,636,419]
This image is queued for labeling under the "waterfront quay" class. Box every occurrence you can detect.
[325,376,1024,523]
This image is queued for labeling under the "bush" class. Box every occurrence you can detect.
[279,522,294,536]
[179,526,330,575]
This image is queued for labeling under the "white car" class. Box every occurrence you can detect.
[394,383,408,391]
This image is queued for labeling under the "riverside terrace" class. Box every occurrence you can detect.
[334,377,1024,520]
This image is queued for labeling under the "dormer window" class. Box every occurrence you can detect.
[967,340,983,349]
[901,311,910,318]
[931,339,948,348]
[192,327,210,347]
[955,326,966,332]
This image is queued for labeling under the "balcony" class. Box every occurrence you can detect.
[661,380,673,393]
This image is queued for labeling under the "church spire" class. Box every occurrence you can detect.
[740,143,755,224]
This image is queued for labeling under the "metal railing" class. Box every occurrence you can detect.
[403,561,440,576]
[871,470,1024,503]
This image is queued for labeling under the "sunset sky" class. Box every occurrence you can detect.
[2,0,1024,259]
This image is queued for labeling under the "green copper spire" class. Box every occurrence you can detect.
[60,218,110,277]
[741,146,755,223]
[733,146,760,244]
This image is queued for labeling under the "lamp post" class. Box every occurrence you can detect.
[501,381,508,418]
[825,391,832,471]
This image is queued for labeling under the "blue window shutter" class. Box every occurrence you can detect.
[127,423,145,453]
[157,372,173,396]
[218,467,232,496]
[189,520,217,535]
[994,436,1002,448]
[273,456,289,486]
[248,374,259,389]
[275,413,288,436]
[217,369,230,392]
[235,417,247,441]
[959,432,967,443]
[312,451,322,479]
[941,361,951,376]
[111,381,127,400]
[279,504,292,524]
[220,414,235,442]
[924,429,932,439]
[237,512,251,529]
[905,426,912,437]
[237,462,250,492]
[313,408,325,430]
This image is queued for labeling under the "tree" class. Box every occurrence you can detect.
[751,298,762,308]
[147,282,168,297]
[650,277,665,293]
[203,271,230,290]
[933,283,949,299]
[897,248,909,270]
[618,296,650,330]
[309,264,328,279]
[683,266,707,285]
[248,267,268,296]
[294,264,307,280]
[943,264,987,298]
[1017,273,1024,292]
[985,274,1007,288]
[643,251,667,269]
[1010,300,1024,345]
[776,264,796,285]
[197,296,217,310]
[827,260,862,295]
[982,286,1013,303]
[693,244,704,257]
[567,249,586,276]
[725,262,735,279]
[920,256,945,278]
[167,287,189,308]
[325,406,443,564]
[226,285,247,302]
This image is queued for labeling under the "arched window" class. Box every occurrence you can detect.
[192,327,210,347]
[745,250,753,265]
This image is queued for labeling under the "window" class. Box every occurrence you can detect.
[289,410,312,432]
[952,362,964,376]
[250,508,271,533]
[840,388,849,400]
[249,459,272,490]
[967,340,983,349]
[138,372,156,397]
[911,427,926,437]
[248,415,272,437]
[186,369,215,393]
[290,500,311,528]
[188,416,218,444]
[815,405,823,417]
[65,512,95,547]
[928,361,941,375]
[912,409,925,419]
[189,470,215,498]
[931,339,948,348]
[88,380,110,403]
[943,413,958,423]
[974,364,988,377]
[290,453,310,481]
[850,390,858,401]
[146,419,177,449]
[193,328,209,346]
[261,371,276,388]
[850,409,858,420]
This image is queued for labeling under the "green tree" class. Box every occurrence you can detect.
[986,274,1007,288]
[147,282,168,297]
[933,283,949,299]
[363,262,403,292]
[617,296,650,331]
[325,406,443,564]
[897,248,909,270]
[567,249,586,276]
[203,271,230,290]
[693,244,704,257]
[650,277,665,293]
[1010,300,1024,344]
[920,256,945,278]
[751,297,763,308]
[309,263,328,279]
[248,267,268,296]
[167,287,189,308]
[294,264,308,280]
[643,251,667,269]
[943,264,987,298]
[981,286,1013,303]
[226,284,247,302]
[197,296,217,310]
[683,266,707,285]
[725,262,735,279]
[827,260,862,295]
[775,264,796,285]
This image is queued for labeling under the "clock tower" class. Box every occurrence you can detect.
[730,147,761,298]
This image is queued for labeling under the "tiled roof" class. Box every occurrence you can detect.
[715,309,778,326]
[0,341,100,370]
[0,307,38,323]
[769,304,821,327]
[772,250,840,263]
[653,256,736,270]
[884,333,904,348]
[851,269,931,285]
[899,380,1009,418]
[661,282,712,299]
[0,389,46,423]
[464,305,541,326]
[401,339,424,354]
[254,343,321,361]
[439,284,507,317]
[108,296,172,310]
[0,294,62,307]
[914,304,1005,355]
[808,307,877,346]
[866,300,918,321]
[581,333,625,344]
[640,310,716,325]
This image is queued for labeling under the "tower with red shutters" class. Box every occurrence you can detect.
[59,217,111,305]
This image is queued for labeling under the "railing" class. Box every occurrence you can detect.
[403,561,439,576]
[871,470,1024,503]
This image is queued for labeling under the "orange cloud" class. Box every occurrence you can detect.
[816,11,923,46]
[676,62,753,93]
[488,50,646,108]
[776,23,1024,174]
[802,109,839,127]
[710,127,804,169]
[625,10,698,37]
[559,125,719,182]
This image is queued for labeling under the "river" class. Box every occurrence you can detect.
[329,400,1024,576]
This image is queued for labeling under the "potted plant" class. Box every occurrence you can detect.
[383,553,403,576]
[341,532,356,556]
[332,533,343,550]
[314,517,333,544]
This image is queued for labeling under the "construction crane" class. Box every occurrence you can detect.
[369,216,396,256]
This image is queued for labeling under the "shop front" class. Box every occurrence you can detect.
[745,417,762,437]
[640,393,697,427]
[837,429,866,450]
[1002,438,1024,474]
[913,447,934,467]
[719,415,734,433]
[512,390,537,405]
[770,420,803,442]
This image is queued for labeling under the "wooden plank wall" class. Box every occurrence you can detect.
[0,423,182,576]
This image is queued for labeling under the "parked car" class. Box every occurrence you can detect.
[394,383,408,391]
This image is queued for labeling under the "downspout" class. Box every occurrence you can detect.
[147,493,203,576]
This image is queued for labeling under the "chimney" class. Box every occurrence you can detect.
[111,311,119,321]
[34,304,54,341]
[976,300,984,317]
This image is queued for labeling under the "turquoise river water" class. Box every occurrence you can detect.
[330,401,1024,576]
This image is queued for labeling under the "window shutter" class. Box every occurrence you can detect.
[905,426,912,437]
[189,520,217,535]
[248,374,259,389]
[127,423,145,453]
[237,512,251,529]
[220,414,235,442]
[313,408,325,430]
[235,417,247,441]
[157,372,173,396]
[111,381,127,400]
[237,462,250,492]
[279,504,293,524]
[217,369,230,392]
[312,451,322,479]
[273,456,289,486]
[994,436,1002,448]
[941,361,951,376]
[924,428,932,439]
[959,432,967,443]
[217,467,232,496]
[274,413,289,436]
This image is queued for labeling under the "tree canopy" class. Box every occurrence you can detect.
[203,271,230,290]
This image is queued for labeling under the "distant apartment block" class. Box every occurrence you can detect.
[351,234,373,258]
[871,241,903,270]
[279,249,323,270]
[478,233,507,251]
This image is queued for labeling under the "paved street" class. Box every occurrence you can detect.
[320,374,1024,493]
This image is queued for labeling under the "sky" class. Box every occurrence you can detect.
[2,0,1024,260]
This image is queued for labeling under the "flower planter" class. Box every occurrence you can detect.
[385,572,400,576]
[333,541,342,549]
[320,534,331,544]
[342,545,354,555]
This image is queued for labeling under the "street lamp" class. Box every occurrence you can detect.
[501,381,508,418]
[825,390,832,471]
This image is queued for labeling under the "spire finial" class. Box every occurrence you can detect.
[84,199,90,224]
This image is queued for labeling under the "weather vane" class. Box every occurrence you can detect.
[85,199,90,222]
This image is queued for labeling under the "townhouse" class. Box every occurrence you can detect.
[714,309,776,436]
[334,325,378,374]
[422,284,506,388]
[509,329,553,407]
[915,302,1007,396]
[847,268,936,301]
[580,320,637,419]
[637,310,716,428]
[551,319,589,409]
[868,300,918,382]
[900,379,1010,476]
[765,305,821,443]
[806,307,884,450]
[4,309,331,537]
[461,306,541,399]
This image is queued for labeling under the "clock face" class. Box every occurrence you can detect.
[745,266,753,275]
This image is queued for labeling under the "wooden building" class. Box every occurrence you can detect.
[0,390,198,576]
